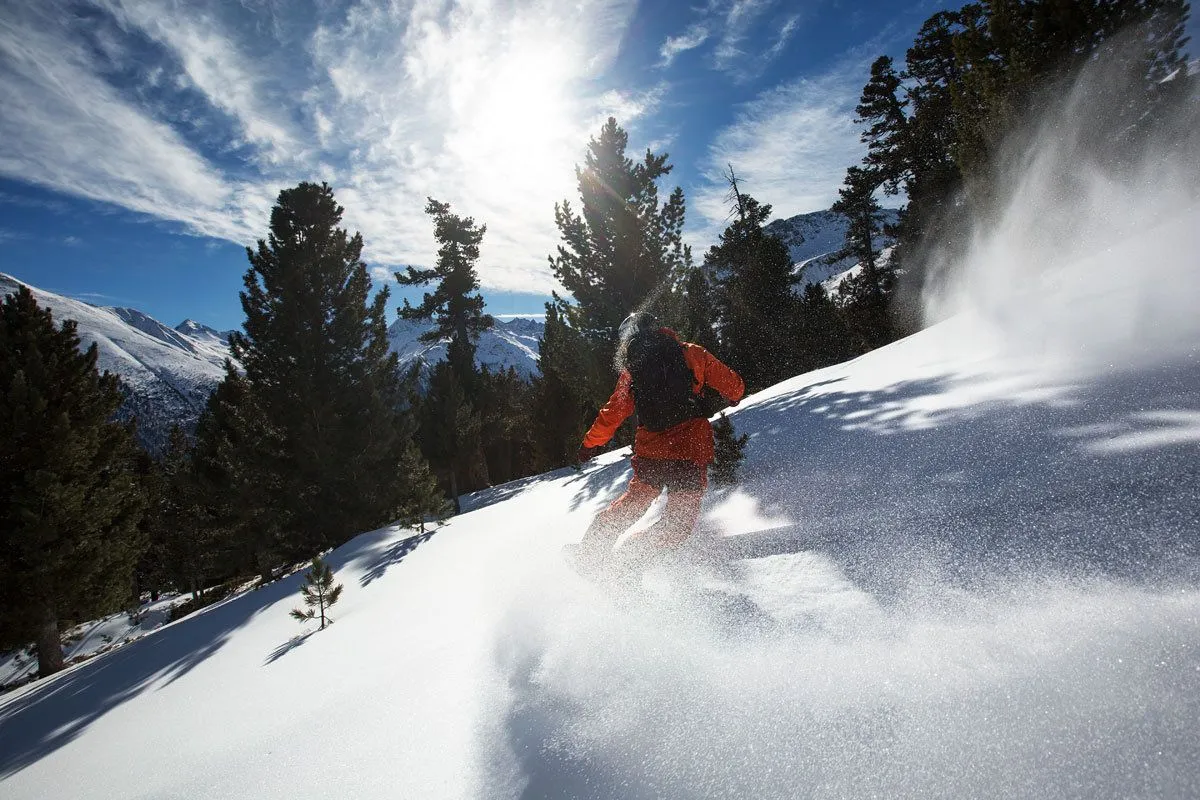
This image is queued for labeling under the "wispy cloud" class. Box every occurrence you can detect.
[658,0,804,81]
[0,190,70,213]
[690,45,877,247]
[714,0,775,72]
[0,2,264,243]
[659,23,710,67]
[764,15,801,62]
[0,0,646,295]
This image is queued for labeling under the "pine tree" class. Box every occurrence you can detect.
[477,366,538,484]
[856,56,910,196]
[0,286,146,675]
[220,182,419,567]
[396,197,495,496]
[550,118,689,343]
[415,361,483,513]
[544,116,692,449]
[189,362,277,578]
[706,176,803,392]
[711,413,749,486]
[795,283,855,372]
[395,441,450,535]
[679,264,719,353]
[529,302,597,470]
[290,556,343,630]
[396,198,494,387]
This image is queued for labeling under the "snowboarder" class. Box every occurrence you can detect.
[574,312,745,572]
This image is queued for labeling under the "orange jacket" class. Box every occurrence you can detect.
[582,330,745,464]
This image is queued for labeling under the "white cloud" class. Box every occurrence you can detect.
[659,23,710,68]
[660,0,801,82]
[305,0,643,293]
[0,0,651,296]
[0,2,261,243]
[764,15,801,62]
[690,47,875,248]
[714,0,774,73]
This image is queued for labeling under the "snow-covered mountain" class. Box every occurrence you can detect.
[388,316,543,379]
[765,207,900,286]
[0,274,546,450]
[2,237,1197,797]
[175,319,235,347]
[0,274,230,453]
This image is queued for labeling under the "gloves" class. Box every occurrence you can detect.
[577,445,599,463]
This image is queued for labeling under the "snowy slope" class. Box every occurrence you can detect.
[765,207,900,286]
[0,274,229,452]
[2,202,1198,798]
[388,316,543,378]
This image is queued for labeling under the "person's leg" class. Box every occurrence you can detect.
[621,462,707,554]
[579,473,662,557]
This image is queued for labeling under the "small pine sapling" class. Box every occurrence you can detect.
[290,556,343,630]
[711,412,749,486]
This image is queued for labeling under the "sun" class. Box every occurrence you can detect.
[453,43,581,203]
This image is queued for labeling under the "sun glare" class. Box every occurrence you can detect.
[453,44,580,202]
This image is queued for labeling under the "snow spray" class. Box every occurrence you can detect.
[919,43,1200,375]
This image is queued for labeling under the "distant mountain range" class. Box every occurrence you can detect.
[388,317,543,380]
[0,274,544,452]
[764,208,900,288]
[0,274,232,453]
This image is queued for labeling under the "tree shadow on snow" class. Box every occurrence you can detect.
[688,353,1200,603]
[0,522,408,779]
[264,630,315,665]
[357,529,436,587]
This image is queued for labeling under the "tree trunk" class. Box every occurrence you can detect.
[449,470,461,514]
[37,606,65,676]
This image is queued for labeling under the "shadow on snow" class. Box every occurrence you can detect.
[0,521,430,779]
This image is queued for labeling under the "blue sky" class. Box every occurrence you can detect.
[1,0,1141,330]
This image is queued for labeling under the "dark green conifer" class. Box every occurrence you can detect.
[396,441,450,534]
[680,265,719,353]
[397,198,495,501]
[550,118,689,345]
[395,198,494,387]
[706,176,802,392]
[795,283,855,372]
[0,286,146,675]
[210,182,419,569]
[290,556,342,630]
[530,302,598,470]
[856,56,910,196]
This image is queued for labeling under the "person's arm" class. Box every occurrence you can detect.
[582,371,635,448]
[686,344,745,405]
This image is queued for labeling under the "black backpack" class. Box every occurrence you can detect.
[625,330,703,432]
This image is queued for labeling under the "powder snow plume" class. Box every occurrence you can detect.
[920,47,1200,375]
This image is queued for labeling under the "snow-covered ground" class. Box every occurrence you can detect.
[2,235,1197,796]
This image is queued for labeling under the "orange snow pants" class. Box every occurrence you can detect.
[581,456,708,552]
